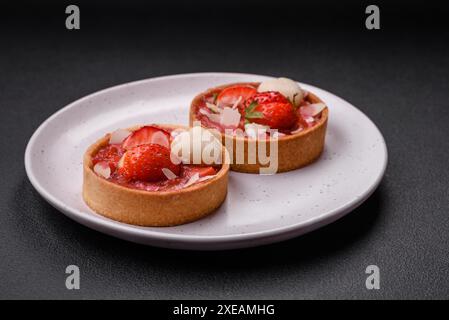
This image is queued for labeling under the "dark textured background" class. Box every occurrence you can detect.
[1,0,448,299]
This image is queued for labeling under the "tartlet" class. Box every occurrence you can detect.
[83,124,229,226]
[189,78,328,173]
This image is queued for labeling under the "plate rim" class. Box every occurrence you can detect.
[24,72,388,247]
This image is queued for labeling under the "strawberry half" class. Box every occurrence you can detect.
[122,126,171,150]
[216,85,257,107]
[244,91,298,130]
[117,144,181,182]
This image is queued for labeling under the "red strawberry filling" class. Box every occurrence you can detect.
[194,83,323,135]
[92,125,218,191]
[92,144,124,172]
[182,165,217,178]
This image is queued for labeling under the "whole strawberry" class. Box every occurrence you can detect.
[244,91,298,130]
[118,144,180,182]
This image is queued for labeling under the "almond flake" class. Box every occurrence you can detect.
[200,109,222,124]
[304,116,315,123]
[93,162,111,179]
[198,175,215,182]
[231,96,242,109]
[245,123,269,139]
[300,103,325,117]
[184,173,200,188]
[206,102,220,113]
[162,168,177,180]
[291,127,304,135]
[109,129,131,144]
[117,154,125,169]
[220,107,241,127]
[271,131,286,139]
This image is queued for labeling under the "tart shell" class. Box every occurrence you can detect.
[82,125,229,227]
[189,83,328,173]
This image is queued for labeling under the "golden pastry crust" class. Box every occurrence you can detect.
[82,125,229,226]
[189,83,328,173]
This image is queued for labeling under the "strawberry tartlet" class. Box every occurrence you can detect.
[189,77,328,173]
[83,125,229,226]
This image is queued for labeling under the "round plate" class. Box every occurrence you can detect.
[25,73,387,250]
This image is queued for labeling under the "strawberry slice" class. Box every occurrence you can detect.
[183,165,217,178]
[122,126,171,150]
[117,144,181,182]
[216,85,257,107]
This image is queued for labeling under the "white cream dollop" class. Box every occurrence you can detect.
[258,77,304,106]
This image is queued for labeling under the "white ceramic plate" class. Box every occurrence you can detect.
[25,73,387,250]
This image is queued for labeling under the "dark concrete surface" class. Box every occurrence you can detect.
[1,0,448,299]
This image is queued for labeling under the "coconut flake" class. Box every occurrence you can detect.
[162,168,177,180]
[150,131,170,148]
[93,161,111,179]
[206,102,220,113]
[184,173,199,188]
[300,103,326,117]
[109,129,131,144]
[220,107,241,127]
